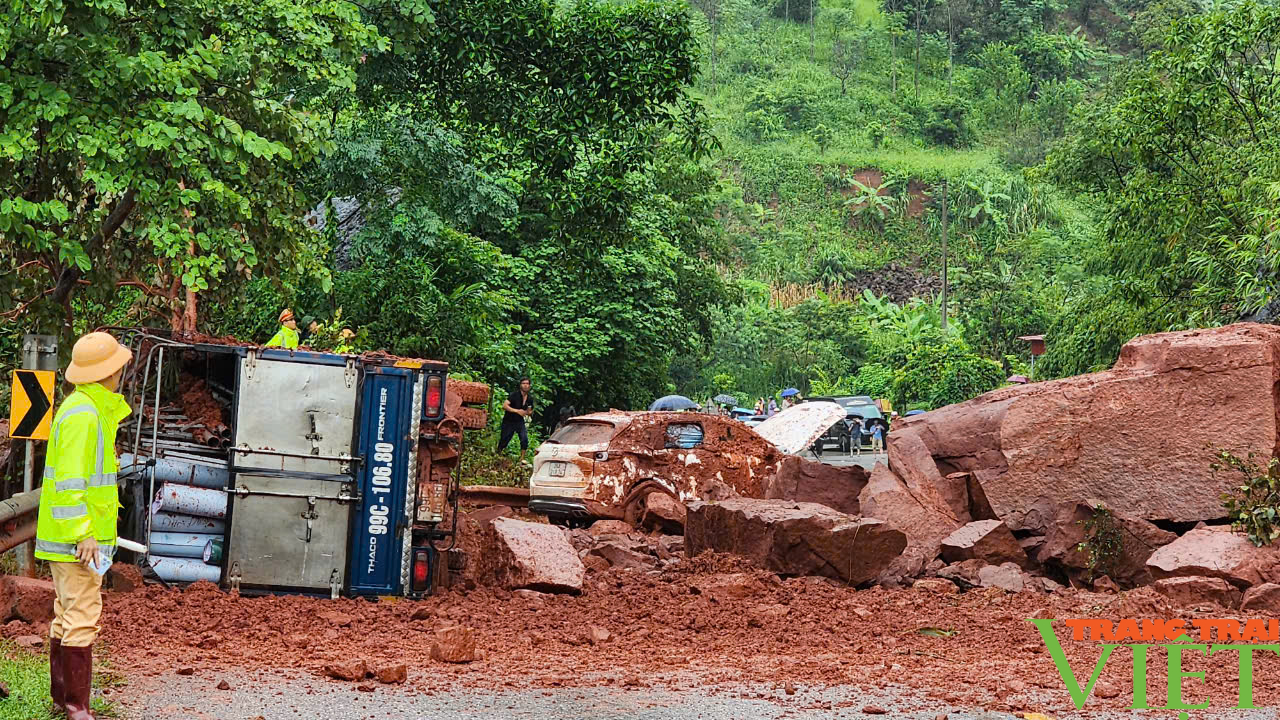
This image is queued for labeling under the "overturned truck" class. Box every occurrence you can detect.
[111,329,489,598]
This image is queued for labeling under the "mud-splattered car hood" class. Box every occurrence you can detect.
[753,402,847,455]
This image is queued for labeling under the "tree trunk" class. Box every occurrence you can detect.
[711,10,719,90]
[947,0,953,94]
[914,4,921,101]
[174,182,200,334]
[810,0,815,60]
[891,32,897,93]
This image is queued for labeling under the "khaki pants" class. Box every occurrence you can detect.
[49,560,103,647]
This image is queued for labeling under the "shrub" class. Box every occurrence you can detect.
[1215,450,1280,547]
[892,340,1004,409]
[922,96,972,147]
[852,362,895,398]
[1077,504,1123,581]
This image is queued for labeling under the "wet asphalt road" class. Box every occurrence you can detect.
[116,672,1011,720]
[113,671,1274,720]
[799,450,887,472]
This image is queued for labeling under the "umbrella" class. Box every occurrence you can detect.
[1007,375,1029,384]
[649,395,699,412]
[780,388,800,398]
[713,394,736,405]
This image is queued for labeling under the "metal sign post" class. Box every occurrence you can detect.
[12,335,57,576]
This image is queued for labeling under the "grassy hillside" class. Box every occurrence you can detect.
[677,0,1124,407]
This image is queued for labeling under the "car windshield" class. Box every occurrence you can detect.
[847,404,882,419]
[546,421,618,445]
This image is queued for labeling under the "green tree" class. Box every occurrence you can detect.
[892,339,1005,409]
[975,41,1032,132]
[1045,1,1280,329]
[0,0,388,335]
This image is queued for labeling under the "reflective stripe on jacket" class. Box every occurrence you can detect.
[265,325,299,349]
[35,383,131,562]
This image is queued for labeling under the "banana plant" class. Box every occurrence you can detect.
[844,179,896,230]
[966,180,1011,226]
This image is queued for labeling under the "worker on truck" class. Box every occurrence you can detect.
[35,331,133,720]
[264,308,300,349]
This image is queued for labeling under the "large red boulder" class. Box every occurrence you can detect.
[685,498,906,585]
[895,323,1280,534]
[1146,526,1280,589]
[858,462,963,579]
[763,456,868,515]
[468,517,585,594]
[887,431,970,524]
[0,576,54,624]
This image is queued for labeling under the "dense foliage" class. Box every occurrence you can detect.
[1,0,383,332]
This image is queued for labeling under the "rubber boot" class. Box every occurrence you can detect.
[49,637,66,715]
[61,645,95,720]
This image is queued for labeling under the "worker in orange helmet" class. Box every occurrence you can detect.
[265,308,299,349]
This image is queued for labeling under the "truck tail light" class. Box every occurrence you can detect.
[425,375,443,418]
[411,548,431,594]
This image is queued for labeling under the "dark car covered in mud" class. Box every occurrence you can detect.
[527,404,845,524]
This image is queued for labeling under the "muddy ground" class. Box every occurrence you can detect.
[57,553,1280,718]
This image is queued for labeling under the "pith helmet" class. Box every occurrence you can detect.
[65,332,133,384]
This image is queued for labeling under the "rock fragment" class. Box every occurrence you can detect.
[940,520,1028,568]
[685,498,906,585]
[1146,527,1280,589]
[1153,576,1242,609]
[430,626,476,664]
[323,659,368,681]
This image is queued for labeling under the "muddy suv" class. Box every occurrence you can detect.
[528,404,843,524]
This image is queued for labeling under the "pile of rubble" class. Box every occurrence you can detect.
[459,324,1280,613]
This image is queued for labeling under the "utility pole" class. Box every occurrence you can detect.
[940,180,949,330]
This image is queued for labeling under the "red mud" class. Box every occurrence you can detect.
[175,332,256,348]
[89,561,1280,715]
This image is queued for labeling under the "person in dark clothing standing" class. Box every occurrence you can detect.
[499,378,534,464]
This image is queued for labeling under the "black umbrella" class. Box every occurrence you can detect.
[649,395,700,411]
[713,394,736,405]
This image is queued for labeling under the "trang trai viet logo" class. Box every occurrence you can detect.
[1031,617,1280,717]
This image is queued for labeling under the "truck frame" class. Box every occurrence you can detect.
[107,328,487,599]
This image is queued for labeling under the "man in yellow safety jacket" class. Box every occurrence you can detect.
[264,308,299,349]
[35,331,133,720]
